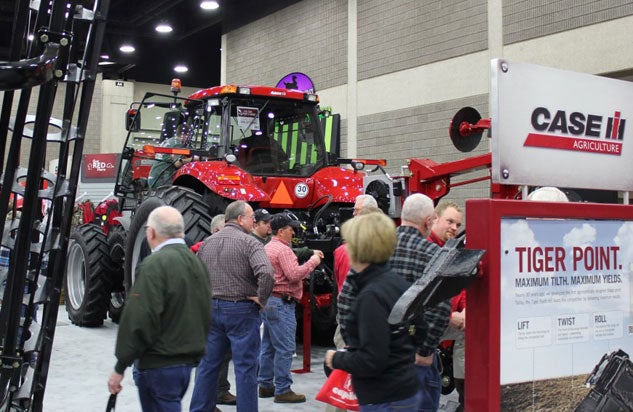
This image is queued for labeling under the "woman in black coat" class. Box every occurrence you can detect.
[324,212,421,411]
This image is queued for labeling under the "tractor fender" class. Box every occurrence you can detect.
[310,166,365,204]
[175,161,271,202]
[113,215,131,232]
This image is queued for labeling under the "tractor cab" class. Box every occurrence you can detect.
[114,86,337,213]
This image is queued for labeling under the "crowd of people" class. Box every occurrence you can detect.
[107,192,473,412]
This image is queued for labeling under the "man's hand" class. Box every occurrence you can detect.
[324,349,336,369]
[449,310,466,330]
[415,353,434,367]
[108,371,124,394]
[247,296,263,309]
[313,249,324,259]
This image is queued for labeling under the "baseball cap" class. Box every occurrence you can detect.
[253,208,272,222]
[270,213,301,232]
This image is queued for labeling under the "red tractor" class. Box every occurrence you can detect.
[64,81,378,337]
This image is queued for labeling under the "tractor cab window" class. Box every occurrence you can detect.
[227,97,324,176]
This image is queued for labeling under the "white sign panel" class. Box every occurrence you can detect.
[499,218,633,385]
[491,59,633,191]
[236,106,260,131]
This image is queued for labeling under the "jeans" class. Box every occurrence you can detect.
[133,364,193,412]
[415,352,442,412]
[190,300,261,412]
[258,296,297,395]
[217,349,232,395]
[360,391,422,412]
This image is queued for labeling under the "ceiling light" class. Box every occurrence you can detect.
[100,54,109,59]
[174,65,189,73]
[119,44,135,53]
[155,23,173,33]
[98,61,116,66]
[200,1,219,10]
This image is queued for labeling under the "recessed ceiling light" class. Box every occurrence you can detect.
[98,61,116,66]
[155,23,173,33]
[200,1,219,10]
[174,65,189,73]
[100,54,109,59]
[119,44,135,53]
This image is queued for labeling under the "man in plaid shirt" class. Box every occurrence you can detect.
[258,213,323,403]
[389,193,452,412]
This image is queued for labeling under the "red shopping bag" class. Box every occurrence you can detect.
[315,368,360,411]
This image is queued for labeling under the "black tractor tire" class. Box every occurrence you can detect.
[203,190,231,216]
[124,186,212,290]
[64,224,109,327]
[105,225,126,323]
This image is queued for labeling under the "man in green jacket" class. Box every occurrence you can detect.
[107,205,211,412]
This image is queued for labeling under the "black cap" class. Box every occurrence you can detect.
[270,213,301,232]
[253,208,272,222]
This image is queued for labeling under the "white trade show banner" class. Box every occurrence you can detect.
[490,59,633,191]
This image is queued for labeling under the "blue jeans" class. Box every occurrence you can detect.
[360,391,422,412]
[258,296,296,395]
[415,352,441,412]
[190,300,261,412]
[133,364,193,412]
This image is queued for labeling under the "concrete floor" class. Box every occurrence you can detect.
[43,309,459,411]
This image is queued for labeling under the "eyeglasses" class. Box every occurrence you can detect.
[240,214,255,220]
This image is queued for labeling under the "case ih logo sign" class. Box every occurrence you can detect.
[525,107,624,155]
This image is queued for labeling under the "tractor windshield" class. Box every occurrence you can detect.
[224,97,326,176]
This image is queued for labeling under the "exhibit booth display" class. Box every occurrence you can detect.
[463,60,633,411]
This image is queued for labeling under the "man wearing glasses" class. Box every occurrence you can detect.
[191,200,274,412]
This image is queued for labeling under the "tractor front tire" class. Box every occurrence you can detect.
[124,186,212,290]
[64,224,109,327]
[105,225,126,323]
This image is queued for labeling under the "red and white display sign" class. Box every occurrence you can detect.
[82,153,119,181]
[500,218,632,384]
[491,59,633,191]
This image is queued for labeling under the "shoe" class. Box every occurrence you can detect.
[217,392,236,405]
[258,386,275,398]
[274,390,306,403]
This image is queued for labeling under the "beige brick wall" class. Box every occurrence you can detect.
[357,0,488,80]
[503,0,633,44]
[225,0,347,90]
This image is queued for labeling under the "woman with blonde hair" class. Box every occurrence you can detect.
[324,212,421,411]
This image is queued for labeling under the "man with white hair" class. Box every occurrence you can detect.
[352,194,378,216]
[389,193,452,412]
[108,206,211,412]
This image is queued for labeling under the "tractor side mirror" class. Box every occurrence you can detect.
[125,108,140,132]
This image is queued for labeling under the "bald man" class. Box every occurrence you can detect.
[108,206,211,412]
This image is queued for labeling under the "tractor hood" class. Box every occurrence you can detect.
[252,166,365,209]
[174,163,364,208]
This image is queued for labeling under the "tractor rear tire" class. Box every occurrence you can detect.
[124,186,212,290]
[64,224,109,327]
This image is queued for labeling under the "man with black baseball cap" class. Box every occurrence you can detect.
[252,208,273,244]
[258,213,324,403]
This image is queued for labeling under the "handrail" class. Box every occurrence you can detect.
[0,42,59,91]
